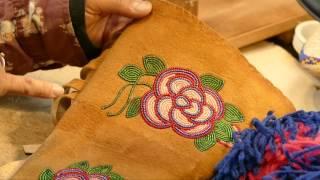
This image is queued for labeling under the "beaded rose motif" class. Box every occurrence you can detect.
[39,161,123,180]
[102,55,244,151]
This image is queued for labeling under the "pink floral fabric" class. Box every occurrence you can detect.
[0,0,87,74]
[141,68,225,139]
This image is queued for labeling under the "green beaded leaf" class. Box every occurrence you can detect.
[224,103,244,123]
[200,74,224,91]
[88,165,112,175]
[118,65,144,82]
[39,169,54,180]
[214,121,234,143]
[126,97,141,118]
[109,172,125,180]
[143,55,166,75]
[68,161,89,171]
[194,132,216,152]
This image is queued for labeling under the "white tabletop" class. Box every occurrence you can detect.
[242,41,320,111]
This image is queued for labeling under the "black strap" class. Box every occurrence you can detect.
[298,0,320,20]
[69,0,102,59]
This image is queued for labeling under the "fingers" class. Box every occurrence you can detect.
[1,73,64,98]
[92,0,152,18]
[101,15,133,48]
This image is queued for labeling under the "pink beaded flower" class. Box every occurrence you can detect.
[54,168,108,180]
[39,161,123,180]
[102,55,244,151]
[141,68,224,139]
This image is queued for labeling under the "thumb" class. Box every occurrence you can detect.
[92,0,152,18]
[1,73,64,98]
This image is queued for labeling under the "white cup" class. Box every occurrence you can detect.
[293,20,320,54]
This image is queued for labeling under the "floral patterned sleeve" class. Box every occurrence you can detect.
[0,0,100,74]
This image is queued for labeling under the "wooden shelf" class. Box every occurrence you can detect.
[198,0,310,48]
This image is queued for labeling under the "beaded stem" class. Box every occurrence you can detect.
[106,79,140,117]
[103,72,153,117]
[101,84,132,110]
[101,82,152,111]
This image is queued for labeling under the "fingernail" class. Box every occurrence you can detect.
[132,0,152,13]
[52,84,64,98]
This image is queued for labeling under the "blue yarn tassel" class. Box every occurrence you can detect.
[213,111,320,180]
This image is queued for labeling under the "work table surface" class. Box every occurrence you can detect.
[199,0,310,47]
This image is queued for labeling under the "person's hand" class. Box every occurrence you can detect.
[0,0,151,99]
[0,66,64,98]
[85,0,152,48]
